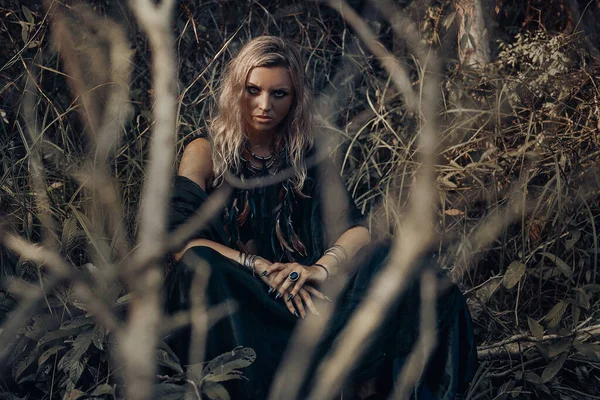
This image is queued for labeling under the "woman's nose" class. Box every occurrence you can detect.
[258,93,271,111]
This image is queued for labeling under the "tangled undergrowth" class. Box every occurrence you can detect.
[0,0,599,399]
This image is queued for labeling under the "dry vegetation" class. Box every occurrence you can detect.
[0,0,600,399]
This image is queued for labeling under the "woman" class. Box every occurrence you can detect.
[167,36,477,399]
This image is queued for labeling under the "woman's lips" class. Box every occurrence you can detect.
[254,116,273,122]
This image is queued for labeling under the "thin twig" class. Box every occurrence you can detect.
[120,1,177,399]
[308,1,440,397]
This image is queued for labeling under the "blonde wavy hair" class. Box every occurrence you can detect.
[210,36,315,190]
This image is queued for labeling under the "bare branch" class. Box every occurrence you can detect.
[119,0,178,399]
[326,0,418,111]
[307,1,442,398]
[391,269,437,399]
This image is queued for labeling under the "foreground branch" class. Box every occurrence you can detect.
[119,1,177,399]
[477,324,600,360]
[307,2,440,398]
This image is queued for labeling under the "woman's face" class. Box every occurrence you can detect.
[242,66,295,138]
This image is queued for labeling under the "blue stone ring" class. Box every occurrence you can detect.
[288,271,300,282]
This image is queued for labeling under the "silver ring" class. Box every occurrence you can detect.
[288,271,300,282]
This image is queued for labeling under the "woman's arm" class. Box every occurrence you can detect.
[175,138,253,266]
[264,226,371,302]
[311,225,371,281]
[175,139,325,317]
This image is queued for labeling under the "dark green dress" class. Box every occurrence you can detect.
[165,155,477,399]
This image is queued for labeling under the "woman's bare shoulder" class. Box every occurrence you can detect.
[178,137,213,190]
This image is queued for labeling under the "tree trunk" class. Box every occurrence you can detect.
[455,0,491,68]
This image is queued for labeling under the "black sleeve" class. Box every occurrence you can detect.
[314,158,368,246]
[167,175,229,245]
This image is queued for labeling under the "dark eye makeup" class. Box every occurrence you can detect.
[246,85,290,98]
[273,90,289,98]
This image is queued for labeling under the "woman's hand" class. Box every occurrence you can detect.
[262,262,328,317]
[255,259,327,318]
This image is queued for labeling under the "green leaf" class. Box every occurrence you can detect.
[22,6,34,24]
[60,316,94,330]
[533,382,551,395]
[545,301,567,328]
[152,383,186,400]
[541,351,568,383]
[540,252,572,278]
[71,329,94,359]
[503,261,526,289]
[202,382,230,400]
[114,293,133,310]
[57,329,93,389]
[524,372,542,384]
[37,328,79,348]
[582,284,600,291]
[548,339,571,357]
[21,314,60,341]
[38,345,65,366]
[496,380,515,400]
[20,22,28,44]
[527,316,544,341]
[187,362,204,384]
[573,341,600,361]
[202,347,256,384]
[92,324,105,350]
[460,33,468,50]
[13,348,40,383]
[61,216,82,254]
[565,230,581,250]
[91,384,113,396]
[576,289,591,310]
[67,357,88,391]
[157,349,183,375]
[511,386,523,398]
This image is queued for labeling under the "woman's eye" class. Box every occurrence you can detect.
[273,90,287,98]
[247,86,259,95]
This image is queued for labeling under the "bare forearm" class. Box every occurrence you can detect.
[314,226,371,279]
[174,238,242,263]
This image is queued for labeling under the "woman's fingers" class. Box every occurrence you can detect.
[255,258,273,285]
[262,262,285,277]
[264,263,288,293]
[283,293,298,316]
[270,265,296,295]
[277,268,309,300]
[303,285,331,302]
[293,292,306,319]
[299,289,319,316]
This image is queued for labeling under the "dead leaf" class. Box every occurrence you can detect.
[527,316,544,341]
[540,252,573,278]
[503,261,526,289]
[444,209,464,216]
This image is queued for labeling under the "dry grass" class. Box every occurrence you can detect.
[0,0,599,399]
